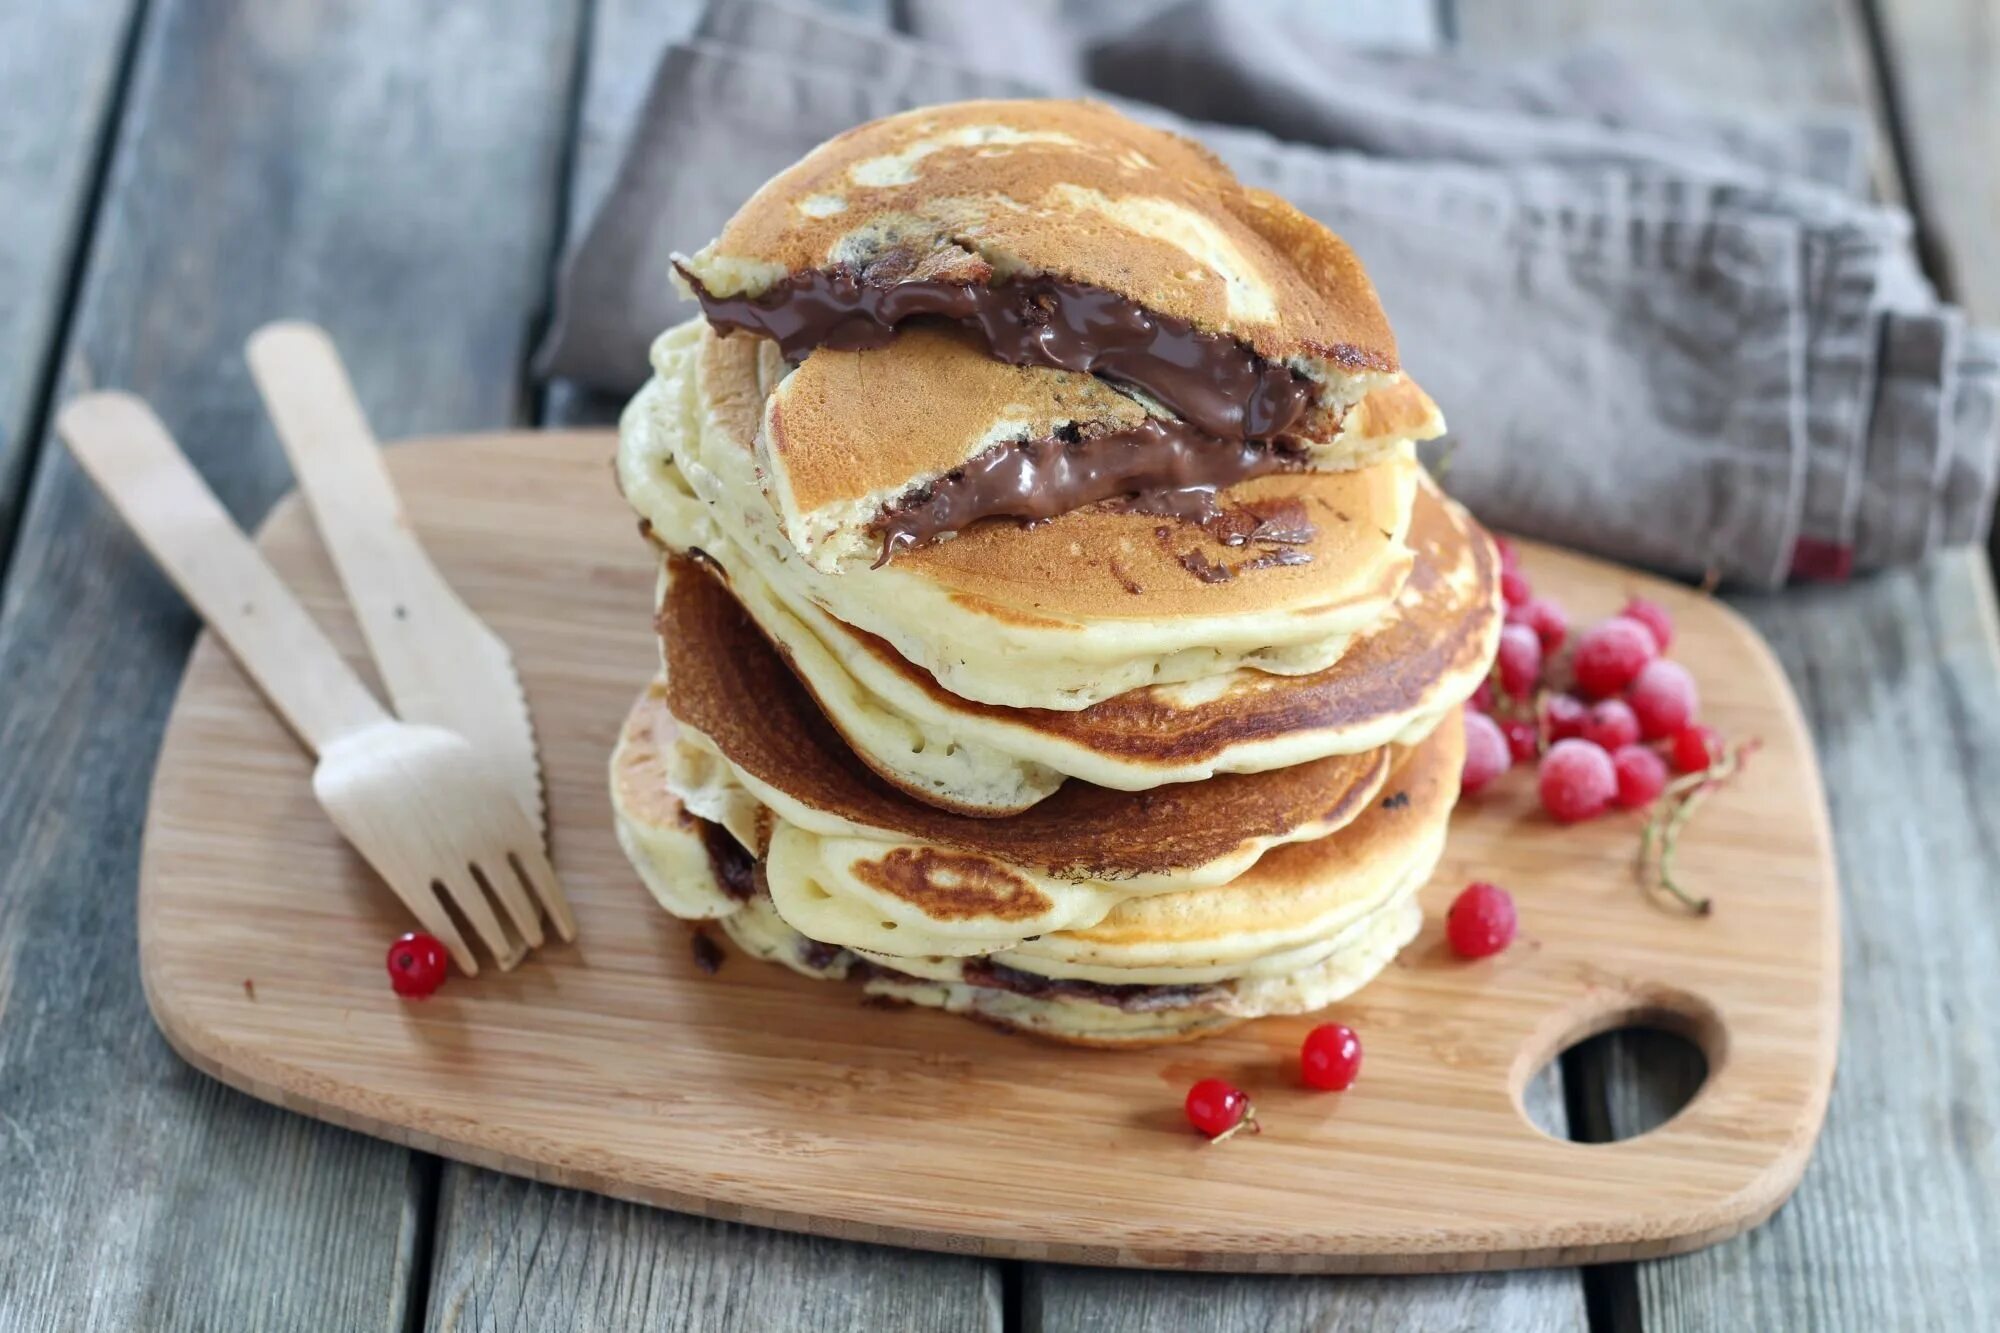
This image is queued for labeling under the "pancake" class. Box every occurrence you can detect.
[610,691,1460,1046]
[656,552,1390,885]
[674,99,1399,442]
[680,469,1498,814]
[764,324,1444,574]
[620,321,1420,710]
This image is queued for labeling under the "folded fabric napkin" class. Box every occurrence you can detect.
[540,0,1999,588]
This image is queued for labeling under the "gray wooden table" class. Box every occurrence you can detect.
[4,1,1996,1329]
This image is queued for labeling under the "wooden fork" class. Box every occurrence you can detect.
[57,391,569,975]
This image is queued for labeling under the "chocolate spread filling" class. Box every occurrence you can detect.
[697,821,757,902]
[681,266,1318,443]
[871,417,1307,562]
[959,957,1222,1014]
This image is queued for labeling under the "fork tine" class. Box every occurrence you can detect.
[512,845,576,942]
[443,868,524,971]
[474,858,544,950]
[398,884,480,978]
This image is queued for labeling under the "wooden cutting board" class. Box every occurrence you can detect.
[138,431,1838,1273]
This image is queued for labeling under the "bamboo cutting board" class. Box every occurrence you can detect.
[137,431,1839,1273]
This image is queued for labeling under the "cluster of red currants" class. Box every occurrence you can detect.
[1462,537,1724,822]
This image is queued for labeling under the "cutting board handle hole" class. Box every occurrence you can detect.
[1515,988,1721,1145]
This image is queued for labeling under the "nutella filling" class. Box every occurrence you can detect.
[681,266,1319,442]
[870,417,1306,562]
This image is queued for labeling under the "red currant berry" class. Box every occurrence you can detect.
[1461,710,1511,795]
[1502,718,1540,764]
[1621,596,1674,653]
[1538,738,1617,823]
[387,932,449,998]
[1672,724,1722,774]
[1468,679,1496,714]
[1612,744,1668,808]
[1446,881,1517,958]
[1496,623,1543,699]
[1572,616,1660,697]
[1543,692,1588,742]
[1579,698,1640,751]
[1185,1077,1256,1140]
[1500,569,1532,608]
[1494,534,1521,574]
[1464,704,1504,788]
[1301,1023,1363,1091]
[1508,595,1569,654]
[1628,658,1698,740]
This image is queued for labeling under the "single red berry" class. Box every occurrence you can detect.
[1461,710,1511,795]
[387,932,449,998]
[1502,718,1540,764]
[1538,738,1617,823]
[1496,624,1543,698]
[1468,679,1496,714]
[1543,693,1588,742]
[1446,881,1517,958]
[1500,569,1532,608]
[1494,534,1521,573]
[1628,658,1699,740]
[1672,724,1722,774]
[1622,596,1674,653]
[1572,617,1660,698]
[1184,1077,1256,1140]
[1579,698,1640,751]
[1612,744,1669,808]
[1300,1023,1363,1091]
[1508,595,1570,654]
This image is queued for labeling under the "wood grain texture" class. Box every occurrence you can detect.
[0,1,586,1328]
[0,0,139,554]
[424,1169,1002,1332]
[140,430,1838,1274]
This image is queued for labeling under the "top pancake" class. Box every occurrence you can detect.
[677,99,1397,382]
[764,324,1444,574]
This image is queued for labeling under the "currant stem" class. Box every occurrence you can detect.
[1206,1104,1260,1145]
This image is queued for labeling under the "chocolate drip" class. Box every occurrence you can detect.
[871,417,1306,561]
[681,266,1318,443]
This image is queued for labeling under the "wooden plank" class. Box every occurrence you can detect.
[1870,0,2000,319]
[0,0,139,558]
[0,1,587,1328]
[1461,1,2000,1327]
[424,1171,1002,1332]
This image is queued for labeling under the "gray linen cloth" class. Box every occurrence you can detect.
[540,0,2000,588]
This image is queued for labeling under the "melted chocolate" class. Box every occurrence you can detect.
[681,266,1317,442]
[960,957,1220,1014]
[697,821,756,902]
[871,417,1305,561]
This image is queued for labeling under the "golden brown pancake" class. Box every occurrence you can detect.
[763,324,1444,573]
[691,474,1496,814]
[657,551,1392,879]
[675,99,1398,436]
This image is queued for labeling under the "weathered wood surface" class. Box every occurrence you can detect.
[1465,2,2000,1329]
[424,1169,1002,1333]
[0,0,586,1328]
[0,0,140,557]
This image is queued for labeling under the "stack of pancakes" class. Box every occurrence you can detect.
[608,100,1502,1046]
